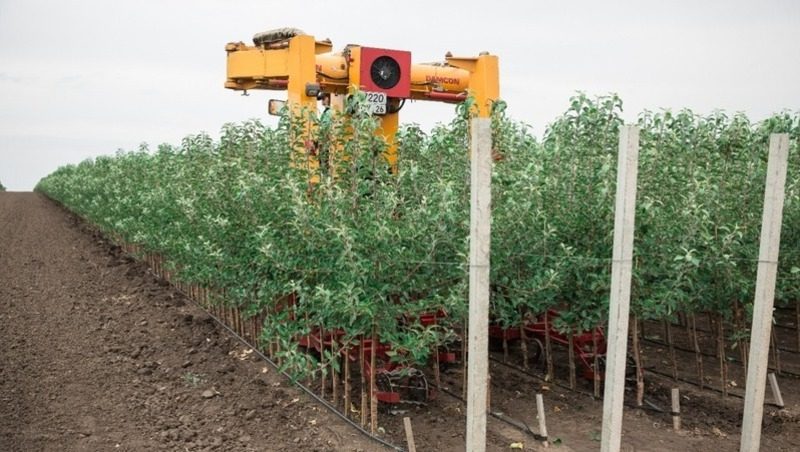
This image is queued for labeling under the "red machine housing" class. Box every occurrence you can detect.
[358,47,411,98]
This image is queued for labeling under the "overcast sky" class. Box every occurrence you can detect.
[1,0,798,190]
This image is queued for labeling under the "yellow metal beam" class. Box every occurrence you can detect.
[225,42,499,112]
[284,35,319,177]
[286,34,317,112]
[410,64,470,93]
[224,34,500,173]
[446,54,500,118]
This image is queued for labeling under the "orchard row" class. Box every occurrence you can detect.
[37,94,799,377]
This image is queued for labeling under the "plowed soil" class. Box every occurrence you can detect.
[2,191,799,452]
[0,192,381,452]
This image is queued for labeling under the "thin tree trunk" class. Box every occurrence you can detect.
[433,346,441,390]
[592,328,600,399]
[268,317,275,360]
[320,325,326,399]
[632,315,644,406]
[240,308,246,341]
[370,325,378,434]
[238,307,245,338]
[344,345,351,418]
[716,315,728,397]
[486,374,491,410]
[332,352,339,405]
[735,301,748,371]
[306,351,313,387]
[568,332,576,390]
[258,313,265,347]
[520,323,530,370]
[707,312,714,338]
[690,314,704,390]
[771,327,781,375]
[665,319,678,380]
[462,321,468,399]
[544,312,554,382]
[360,336,367,427]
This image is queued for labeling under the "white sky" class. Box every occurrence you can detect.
[1,0,798,190]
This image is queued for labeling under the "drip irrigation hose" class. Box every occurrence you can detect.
[488,354,665,414]
[654,320,800,353]
[644,367,745,400]
[642,337,800,380]
[709,321,798,334]
[173,285,406,452]
[436,386,544,440]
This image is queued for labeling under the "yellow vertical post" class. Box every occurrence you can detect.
[287,35,319,174]
[471,54,500,118]
[378,113,399,173]
[287,34,318,114]
[347,47,363,87]
[447,53,500,118]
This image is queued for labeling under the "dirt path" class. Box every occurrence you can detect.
[0,192,383,452]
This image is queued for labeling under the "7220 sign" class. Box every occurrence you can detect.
[364,91,387,115]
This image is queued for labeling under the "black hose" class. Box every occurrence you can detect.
[642,337,800,379]
[488,355,666,413]
[643,368,745,400]
[437,386,543,440]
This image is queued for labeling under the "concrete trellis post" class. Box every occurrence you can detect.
[465,117,493,452]
[740,134,790,452]
[600,125,640,452]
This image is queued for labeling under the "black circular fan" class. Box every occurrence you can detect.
[370,56,401,90]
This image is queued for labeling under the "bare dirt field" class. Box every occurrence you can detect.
[0,192,379,452]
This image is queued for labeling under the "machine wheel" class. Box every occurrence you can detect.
[508,337,544,369]
[529,337,545,367]
[400,368,430,403]
[375,370,396,395]
[594,355,637,380]
[375,368,430,405]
